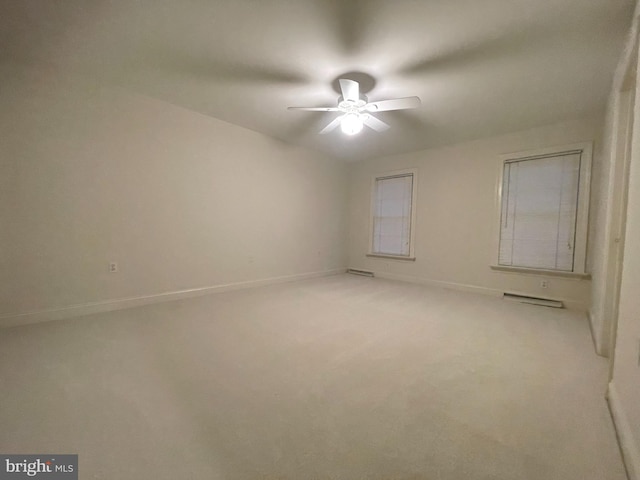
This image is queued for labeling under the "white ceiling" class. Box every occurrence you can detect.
[1,0,635,161]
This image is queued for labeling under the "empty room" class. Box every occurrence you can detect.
[2,1,640,479]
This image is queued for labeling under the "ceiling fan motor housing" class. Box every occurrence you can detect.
[338,94,368,112]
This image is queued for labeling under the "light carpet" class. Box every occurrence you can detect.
[0,274,626,479]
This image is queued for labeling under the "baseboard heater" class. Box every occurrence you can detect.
[347,269,375,277]
[503,293,564,308]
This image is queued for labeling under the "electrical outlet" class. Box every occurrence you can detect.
[540,280,548,289]
[109,262,118,273]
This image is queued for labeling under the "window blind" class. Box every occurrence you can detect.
[372,174,413,256]
[499,152,581,271]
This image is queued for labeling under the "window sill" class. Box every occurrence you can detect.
[367,254,416,261]
[490,264,591,279]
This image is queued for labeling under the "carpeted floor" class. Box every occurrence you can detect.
[0,274,626,479]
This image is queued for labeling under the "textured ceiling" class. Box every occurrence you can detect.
[0,0,635,160]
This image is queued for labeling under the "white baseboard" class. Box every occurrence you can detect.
[365,270,587,311]
[608,381,640,480]
[0,268,346,328]
[373,271,503,297]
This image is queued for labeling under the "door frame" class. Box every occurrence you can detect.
[605,36,637,378]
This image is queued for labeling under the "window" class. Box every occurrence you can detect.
[495,144,591,275]
[369,170,417,259]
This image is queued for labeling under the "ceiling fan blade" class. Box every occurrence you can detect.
[287,106,340,111]
[339,79,359,102]
[366,96,421,112]
[319,116,344,134]
[362,114,390,132]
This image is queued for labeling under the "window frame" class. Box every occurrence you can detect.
[491,143,592,277]
[367,168,418,261]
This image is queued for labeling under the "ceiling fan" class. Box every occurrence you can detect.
[287,79,421,135]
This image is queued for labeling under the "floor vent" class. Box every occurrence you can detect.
[347,269,375,277]
[503,293,564,308]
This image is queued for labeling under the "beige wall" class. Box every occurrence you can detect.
[608,8,640,478]
[0,67,348,318]
[348,116,604,310]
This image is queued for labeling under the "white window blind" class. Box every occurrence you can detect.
[499,152,581,271]
[372,174,413,256]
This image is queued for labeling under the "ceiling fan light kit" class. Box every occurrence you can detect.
[341,113,364,135]
[288,78,421,136]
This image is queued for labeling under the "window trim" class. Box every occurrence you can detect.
[368,168,418,260]
[491,142,592,276]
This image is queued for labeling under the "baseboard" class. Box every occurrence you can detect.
[372,271,502,297]
[607,381,640,480]
[366,270,586,311]
[0,268,347,328]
